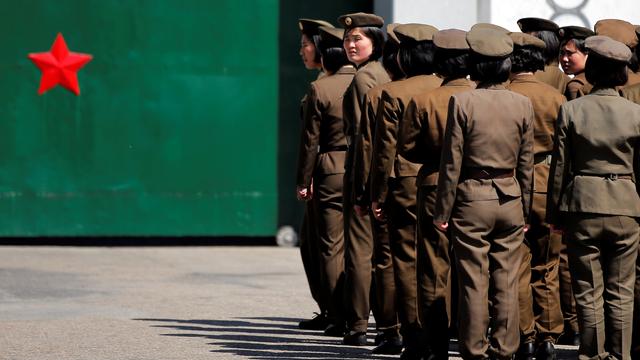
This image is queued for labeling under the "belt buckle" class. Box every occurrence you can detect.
[608,174,618,181]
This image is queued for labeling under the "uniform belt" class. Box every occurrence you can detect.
[463,168,515,180]
[534,153,552,165]
[319,145,348,153]
[575,172,633,181]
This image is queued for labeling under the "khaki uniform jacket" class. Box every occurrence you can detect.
[622,80,640,102]
[399,78,476,187]
[507,74,566,193]
[369,74,442,202]
[296,65,356,187]
[343,60,391,198]
[565,72,593,100]
[434,85,535,222]
[627,69,640,87]
[353,82,390,205]
[534,64,570,95]
[546,88,640,225]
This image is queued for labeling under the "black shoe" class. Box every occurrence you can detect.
[535,341,557,360]
[557,331,580,346]
[515,341,536,360]
[374,331,385,346]
[400,346,423,360]
[372,335,403,355]
[342,331,368,346]
[298,313,328,330]
[323,323,346,337]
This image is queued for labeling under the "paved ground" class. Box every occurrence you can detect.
[0,246,578,360]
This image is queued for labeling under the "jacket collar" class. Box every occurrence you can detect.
[336,65,356,75]
[441,77,474,87]
[589,87,621,97]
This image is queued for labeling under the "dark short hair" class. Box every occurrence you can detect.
[397,40,436,77]
[561,37,588,54]
[533,30,560,65]
[320,47,349,74]
[629,51,639,72]
[585,52,628,88]
[510,45,545,73]
[382,39,404,80]
[470,54,512,83]
[345,27,385,61]
[434,49,470,79]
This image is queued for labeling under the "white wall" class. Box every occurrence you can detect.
[385,0,640,31]
[391,0,479,30]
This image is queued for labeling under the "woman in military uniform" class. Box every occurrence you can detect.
[506,32,566,360]
[558,26,595,100]
[337,12,391,346]
[296,25,355,336]
[296,18,334,330]
[433,28,534,360]
[547,35,640,360]
[398,28,476,360]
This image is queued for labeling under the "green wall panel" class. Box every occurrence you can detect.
[0,0,278,236]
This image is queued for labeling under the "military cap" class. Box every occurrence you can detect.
[298,19,334,35]
[509,32,546,49]
[517,17,559,33]
[467,28,513,57]
[558,26,595,41]
[386,23,401,45]
[338,12,384,29]
[319,26,344,47]
[433,29,469,50]
[470,23,510,34]
[594,19,638,48]
[393,23,439,43]
[585,35,632,62]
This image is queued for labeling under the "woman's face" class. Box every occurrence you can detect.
[343,28,374,66]
[299,34,320,70]
[560,39,588,75]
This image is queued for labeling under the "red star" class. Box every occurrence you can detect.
[28,33,93,96]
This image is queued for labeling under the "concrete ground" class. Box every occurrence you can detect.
[0,246,578,360]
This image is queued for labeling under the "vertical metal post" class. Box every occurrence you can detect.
[477,0,491,23]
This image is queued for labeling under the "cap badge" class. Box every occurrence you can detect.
[345,17,352,26]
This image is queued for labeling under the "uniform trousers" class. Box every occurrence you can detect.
[518,192,563,343]
[632,247,640,360]
[372,216,401,335]
[559,240,580,336]
[417,185,452,359]
[299,200,326,313]
[451,196,524,360]
[343,171,375,333]
[564,214,639,360]
[387,176,420,339]
[312,173,345,322]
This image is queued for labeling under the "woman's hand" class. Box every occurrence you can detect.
[296,186,312,201]
[433,220,448,231]
[371,202,385,221]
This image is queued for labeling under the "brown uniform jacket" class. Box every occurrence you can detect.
[622,81,640,103]
[507,74,566,193]
[343,60,391,197]
[353,82,391,205]
[296,65,356,187]
[434,84,535,222]
[369,75,442,202]
[399,78,475,187]
[565,72,593,100]
[534,63,570,95]
[546,88,640,225]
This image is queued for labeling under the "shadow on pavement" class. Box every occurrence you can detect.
[135,317,397,359]
[135,317,578,359]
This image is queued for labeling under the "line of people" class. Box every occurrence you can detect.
[294,12,640,360]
